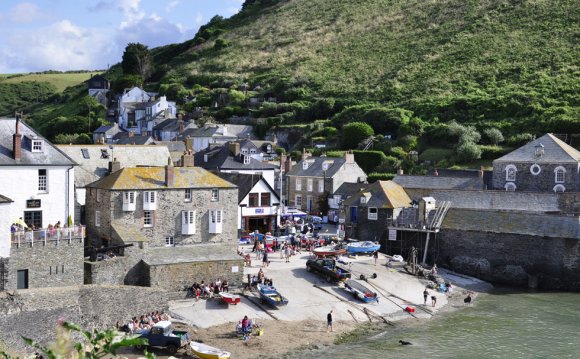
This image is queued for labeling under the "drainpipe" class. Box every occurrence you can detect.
[65,165,74,225]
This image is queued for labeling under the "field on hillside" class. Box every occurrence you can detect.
[0,72,97,92]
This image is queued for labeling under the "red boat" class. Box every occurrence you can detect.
[219,292,241,305]
[313,244,347,257]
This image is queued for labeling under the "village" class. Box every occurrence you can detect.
[0,77,579,357]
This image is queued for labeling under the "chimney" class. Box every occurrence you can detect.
[302,148,311,160]
[397,168,404,175]
[228,142,240,156]
[165,158,175,187]
[184,137,193,153]
[344,150,354,164]
[108,158,121,174]
[178,119,185,134]
[479,165,484,179]
[285,156,293,173]
[13,115,22,161]
[181,150,194,167]
[280,153,287,173]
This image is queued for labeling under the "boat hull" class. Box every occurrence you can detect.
[347,241,380,254]
[257,284,289,306]
[219,293,240,305]
[189,342,231,359]
[313,246,347,257]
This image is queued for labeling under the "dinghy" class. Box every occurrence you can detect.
[189,341,231,359]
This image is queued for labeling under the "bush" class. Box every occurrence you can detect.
[483,128,504,145]
[480,145,512,160]
[367,173,396,183]
[353,150,387,173]
[506,133,534,147]
[342,122,374,149]
[455,142,482,162]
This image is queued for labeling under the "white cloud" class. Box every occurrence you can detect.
[165,0,180,13]
[8,2,47,24]
[115,14,193,49]
[88,1,115,12]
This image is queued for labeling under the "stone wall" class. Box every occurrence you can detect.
[559,192,580,214]
[84,256,139,285]
[0,285,169,355]
[5,239,84,291]
[492,161,578,192]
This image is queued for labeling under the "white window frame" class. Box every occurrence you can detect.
[211,189,219,201]
[123,191,136,211]
[143,191,157,210]
[322,162,330,171]
[185,189,192,202]
[307,178,313,192]
[96,189,101,202]
[318,179,324,192]
[530,164,541,176]
[243,155,250,164]
[165,236,174,247]
[553,184,565,193]
[95,211,101,227]
[241,148,248,154]
[32,140,43,152]
[143,210,154,227]
[250,148,256,154]
[38,169,47,192]
[295,178,302,191]
[368,207,378,220]
[295,195,302,207]
[302,161,309,170]
[360,196,367,204]
[554,166,566,183]
[505,165,517,182]
[209,210,223,234]
[504,182,516,192]
[182,210,196,234]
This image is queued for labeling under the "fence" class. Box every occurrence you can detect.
[11,225,85,248]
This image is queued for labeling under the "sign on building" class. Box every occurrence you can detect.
[388,229,397,241]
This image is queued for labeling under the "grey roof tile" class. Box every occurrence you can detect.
[494,133,580,163]
[287,157,346,178]
[393,175,485,190]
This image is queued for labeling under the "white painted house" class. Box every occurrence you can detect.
[117,87,153,131]
[0,118,76,257]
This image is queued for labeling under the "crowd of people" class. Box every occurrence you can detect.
[116,310,172,333]
[10,218,82,241]
[188,279,229,299]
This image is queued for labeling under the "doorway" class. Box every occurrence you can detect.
[17,269,29,289]
[24,210,42,228]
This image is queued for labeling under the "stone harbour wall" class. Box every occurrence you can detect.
[0,285,169,355]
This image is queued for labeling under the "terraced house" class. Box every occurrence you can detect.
[84,152,243,290]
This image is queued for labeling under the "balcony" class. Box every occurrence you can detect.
[11,226,85,248]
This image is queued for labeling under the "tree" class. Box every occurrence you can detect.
[342,122,374,149]
[122,43,152,79]
[455,141,482,162]
[483,128,504,145]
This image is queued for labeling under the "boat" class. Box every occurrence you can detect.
[347,241,381,254]
[313,243,347,257]
[189,341,231,359]
[344,279,379,303]
[219,292,241,305]
[256,283,289,307]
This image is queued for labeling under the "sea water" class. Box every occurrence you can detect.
[290,289,580,359]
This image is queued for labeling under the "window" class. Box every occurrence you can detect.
[185,189,192,202]
[38,169,47,192]
[360,196,367,204]
[318,180,324,193]
[322,161,330,171]
[295,178,302,191]
[505,165,517,182]
[530,164,541,176]
[32,140,43,152]
[260,193,271,207]
[250,148,256,154]
[123,191,136,211]
[554,167,566,183]
[243,155,250,164]
[81,148,90,159]
[504,182,516,192]
[249,193,259,207]
[96,189,101,202]
[553,184,565,193]
[209,210,223,233]
[165,236,174,246]
[143,211,154,227]
[368,207,378,220]
[295,195,302,207]
[95,211,101,227]
[241,148,248,154]
[211,189,219,201]
[302,161,309,170]
[182,210,196,234]
[307,195,313,211]
[143,191,157,210]
[307,179,313,192]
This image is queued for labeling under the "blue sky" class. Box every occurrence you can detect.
[0,0,243,73]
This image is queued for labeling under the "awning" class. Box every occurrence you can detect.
[281,208,307,217]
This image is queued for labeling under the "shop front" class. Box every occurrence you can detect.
[241,207,278,235]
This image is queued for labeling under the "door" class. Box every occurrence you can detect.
[24,211,42,228]
[350,207,358,223]
[17,269,29,289]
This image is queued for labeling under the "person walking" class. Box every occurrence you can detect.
[431,294,437,307]
[284,244,291,263]
[326,310,333,332]
[423,288,429,305]
[262,250,269,268]
[373,251,379,266]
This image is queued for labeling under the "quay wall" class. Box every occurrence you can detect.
[0,285,169,355]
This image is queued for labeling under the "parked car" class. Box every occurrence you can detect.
[306,258,351,282]
[134,321,189,355]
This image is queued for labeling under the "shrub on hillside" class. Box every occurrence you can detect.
[455,142,482,162]
[342,122,374,149]
[353,150,387,173]
[483,128,504,145]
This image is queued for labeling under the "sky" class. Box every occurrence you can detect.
[0,0,244,74]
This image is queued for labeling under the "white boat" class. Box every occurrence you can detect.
[189,341,231,359]
[347,241,380,254]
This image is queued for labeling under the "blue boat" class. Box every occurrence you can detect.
[347,241,380,254]
[344,279,379,303]
[256,283,288,307]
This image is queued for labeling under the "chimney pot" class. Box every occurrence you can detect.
[181,150,195,167]
[109,158,121,173]
[165,158,175,187]
[13,117,22,160]
[397,168,404,175]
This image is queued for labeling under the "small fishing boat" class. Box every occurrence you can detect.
[347,241,380,254]
[219,292,241,305]
[344,279,379,303]
[313,243,347,257]
[189,341,231,359]
[256,283,289,307]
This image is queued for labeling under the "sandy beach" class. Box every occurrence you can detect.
[127,246,491,359]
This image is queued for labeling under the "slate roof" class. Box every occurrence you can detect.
[442,208,580,239]
[0,194,13,203]
[87,166,236,190]
[334,182,368,197]
[342,180,412,209]
[494,133,580,163]
[287,157,346,178]
[393,175,486,190]
[194,143,277,171]
[114,135,153,145]
[217,173,279,203]
[0,118,76,166]
[57,145,171,187]
[94,124,115,133]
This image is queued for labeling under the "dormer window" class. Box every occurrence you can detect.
[360,196,367,204]
[243,155,250,164]
[32,139,43,152]
[250,148,256,154]
[303,161,309,170]
[242,148,248,154]
[535,144,544,157]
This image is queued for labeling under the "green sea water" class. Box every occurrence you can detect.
[291,289,580,359]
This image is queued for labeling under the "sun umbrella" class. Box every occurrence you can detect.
[12,218,28,228]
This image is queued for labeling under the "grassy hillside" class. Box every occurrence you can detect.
[0,72,96,92]
[154,0,578,133]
